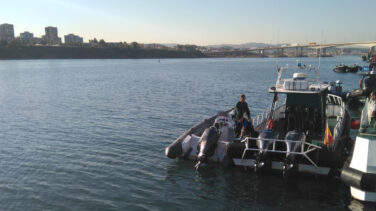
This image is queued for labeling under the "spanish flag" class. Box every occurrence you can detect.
[324,123,333,147]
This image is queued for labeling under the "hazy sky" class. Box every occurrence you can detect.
[1,0,376,45]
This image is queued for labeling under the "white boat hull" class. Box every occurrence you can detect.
[351,187,376,202]
[233,159,331,175]
[342,136,376,202]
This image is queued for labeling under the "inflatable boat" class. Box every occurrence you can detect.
[165,65,353,178]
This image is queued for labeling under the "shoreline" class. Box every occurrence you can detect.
[0,46,360,60]
[0,46,206,60]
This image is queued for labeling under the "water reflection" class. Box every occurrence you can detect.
[347,198,376,211]
[165,159,366,210]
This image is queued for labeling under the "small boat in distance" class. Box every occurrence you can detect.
[333,64,348,73]
[333,64,360,73]
[346,64,361,73]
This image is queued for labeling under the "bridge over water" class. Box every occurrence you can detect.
[206,41,376,57]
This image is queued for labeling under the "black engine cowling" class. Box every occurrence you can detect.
[195,126,220,169]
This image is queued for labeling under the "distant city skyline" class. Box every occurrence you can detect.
[1,0,376,45]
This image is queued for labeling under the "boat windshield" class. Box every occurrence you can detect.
[360,97,376,135]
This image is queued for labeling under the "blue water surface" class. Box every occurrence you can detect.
[0,57,373,210]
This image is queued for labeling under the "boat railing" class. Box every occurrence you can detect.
[274,64,321,92]
[326,94,345,118]
[252,102,279,127]
[241,136,322,168]
[327,94,343,106]
[275,78,321,91]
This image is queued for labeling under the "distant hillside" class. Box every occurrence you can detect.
[206,42,275,49]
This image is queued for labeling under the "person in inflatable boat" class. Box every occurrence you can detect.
[234,94,255,138]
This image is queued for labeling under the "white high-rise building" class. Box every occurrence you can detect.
[0,23,15,41]
[44,26,61,45]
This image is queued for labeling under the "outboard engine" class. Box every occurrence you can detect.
[254,129,279,172]
[195,126,221,170]
[283,130,306,178]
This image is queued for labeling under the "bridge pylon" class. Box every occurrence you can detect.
[276,48,284,57]
[316,48,327,57]
[295,47,303,57]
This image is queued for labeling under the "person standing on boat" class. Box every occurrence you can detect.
[368,91,376,125]
[234,94,253,138]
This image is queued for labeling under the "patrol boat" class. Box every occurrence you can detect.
[228,65,352,177]
[165,65,352,177]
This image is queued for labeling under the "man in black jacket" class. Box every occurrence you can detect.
[234,94,252,138]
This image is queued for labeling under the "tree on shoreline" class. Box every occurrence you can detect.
[130,42,140,49]
[99,39,106,47]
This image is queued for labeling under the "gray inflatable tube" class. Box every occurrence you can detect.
[165,109,232,159]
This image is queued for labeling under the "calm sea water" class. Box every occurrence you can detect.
[0,57,374,210]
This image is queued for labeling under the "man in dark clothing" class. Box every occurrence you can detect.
[234,94,253,138]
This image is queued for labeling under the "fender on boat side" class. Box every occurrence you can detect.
[341,167,376,192]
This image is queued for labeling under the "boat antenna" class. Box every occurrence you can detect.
[317,46,321,83]
[275,31,280,71]
[317,31,324,84]
[275,44,279,71]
